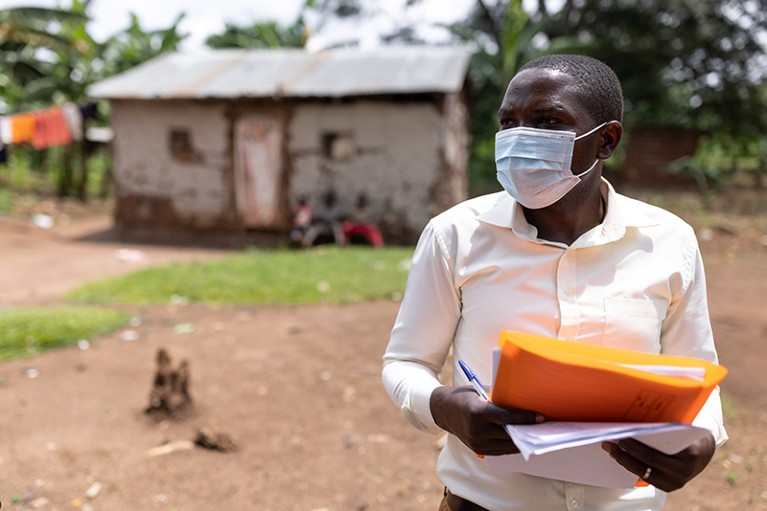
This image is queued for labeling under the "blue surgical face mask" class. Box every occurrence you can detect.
[495,123,606,209]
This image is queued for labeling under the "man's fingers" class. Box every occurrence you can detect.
[602,442,652,479]
[483,402,544,425]
[613,438,661,466]
[604,439,662,473]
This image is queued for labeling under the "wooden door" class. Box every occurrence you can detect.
[234,115,283,228]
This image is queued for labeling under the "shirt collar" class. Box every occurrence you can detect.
[477,179,658,244]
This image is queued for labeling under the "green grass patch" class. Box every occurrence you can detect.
[720,393,743,422]
[68,246,415,305]
[0,306,131,361]
[0,188,13,215]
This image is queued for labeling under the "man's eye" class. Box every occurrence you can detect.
[499,119,517,128]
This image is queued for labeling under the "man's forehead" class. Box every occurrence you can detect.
[506,68,576,96]
[501,68,583,111]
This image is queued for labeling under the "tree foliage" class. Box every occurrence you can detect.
[541,0,767,138]
[205,21,305,49]
[205,0,315,49]
[98,12,187,76]
[0,5,88,110]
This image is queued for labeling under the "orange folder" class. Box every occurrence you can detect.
[491,331,727,423]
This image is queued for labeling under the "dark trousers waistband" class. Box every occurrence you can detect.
[442,489,490,511]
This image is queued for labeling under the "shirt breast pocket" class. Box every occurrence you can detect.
[603,297,667,353]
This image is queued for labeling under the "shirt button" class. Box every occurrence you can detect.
[571,499,580,509]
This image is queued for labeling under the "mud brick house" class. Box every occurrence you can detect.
[87,46,473,244]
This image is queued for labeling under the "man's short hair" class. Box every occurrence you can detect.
[519,54,624,124]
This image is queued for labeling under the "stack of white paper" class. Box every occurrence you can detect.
[504,421,701,460]
[486,422,712,488]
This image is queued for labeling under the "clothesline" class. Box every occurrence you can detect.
[0,102,98,151]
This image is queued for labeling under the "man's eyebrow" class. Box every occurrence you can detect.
[533,104,568,115]
[498,104,571,118]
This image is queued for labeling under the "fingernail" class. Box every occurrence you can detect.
[535,414,546,423]
[601,443,613,454]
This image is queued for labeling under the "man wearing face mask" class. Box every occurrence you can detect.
[382,54,727,511]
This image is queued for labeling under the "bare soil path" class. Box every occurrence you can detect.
[0,206,765,511]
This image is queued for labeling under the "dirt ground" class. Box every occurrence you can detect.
[0,200,765,511]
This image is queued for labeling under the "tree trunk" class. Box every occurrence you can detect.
[56,146,74,198]
[75,141,89,201]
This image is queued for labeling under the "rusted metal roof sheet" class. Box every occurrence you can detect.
[88,46,473,100]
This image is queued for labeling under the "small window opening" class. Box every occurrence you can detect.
[169,128,201,163]
[321,132,355,160]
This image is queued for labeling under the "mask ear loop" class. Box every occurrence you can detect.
[574,122,608,141]
[572,122,609,177]
[574,158,600,178]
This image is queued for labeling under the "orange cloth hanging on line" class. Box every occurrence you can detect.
[32,110,49,149]
[52,108,73,146]
[32,107,72,149]
[10,113,36,144]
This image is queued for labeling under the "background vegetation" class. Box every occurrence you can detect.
[1,0,765,201]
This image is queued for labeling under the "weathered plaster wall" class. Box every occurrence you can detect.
[110,97,469,242]
[288,100,452,240]
[111,101,230,228]
[437,92,469,207]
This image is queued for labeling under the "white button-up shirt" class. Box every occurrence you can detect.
[382,181,727,511]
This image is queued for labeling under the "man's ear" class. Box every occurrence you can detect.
[598,121,623,159]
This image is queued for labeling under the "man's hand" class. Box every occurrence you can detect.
[602,432,716,492]
[429,385,543,456]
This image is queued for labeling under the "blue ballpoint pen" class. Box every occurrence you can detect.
[458,360,490,400]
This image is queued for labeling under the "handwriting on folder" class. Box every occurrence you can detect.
[485,331,727,487]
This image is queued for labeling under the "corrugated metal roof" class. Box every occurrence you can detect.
[87,46,474,100]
